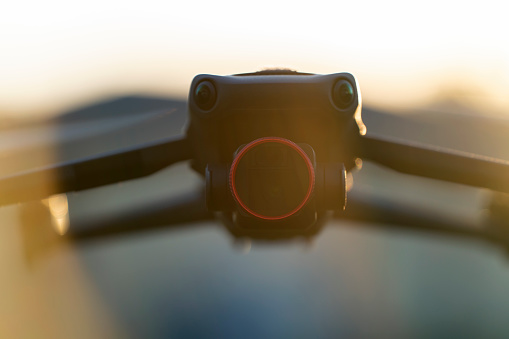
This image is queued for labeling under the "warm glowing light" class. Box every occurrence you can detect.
[355,158,363,170]
[0,0,508,118]
[47,194,70,235]
[346,173,355,192]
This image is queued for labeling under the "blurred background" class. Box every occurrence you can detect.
[2,1,509,339]
[1,0,508,122]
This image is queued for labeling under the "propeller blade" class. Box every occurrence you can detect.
[0,136,192,206]
[357,133,509,193]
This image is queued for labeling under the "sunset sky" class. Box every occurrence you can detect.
[1,0,508,118]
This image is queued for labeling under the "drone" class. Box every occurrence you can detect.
[3,70,509,242]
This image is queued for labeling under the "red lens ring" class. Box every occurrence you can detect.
[229,137,315,220]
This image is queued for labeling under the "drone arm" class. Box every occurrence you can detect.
[341,192,484,240]
[357,134,509,193]
[65,189,212,240]
[0,136,192,206]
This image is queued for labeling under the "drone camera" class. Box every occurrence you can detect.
[229,137,315,221]
[190,71,361,238]
[206,136,347,237]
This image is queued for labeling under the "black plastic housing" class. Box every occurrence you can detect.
[186,72,365,176]
[188,71,360,239]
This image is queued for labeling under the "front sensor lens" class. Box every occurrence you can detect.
[332,79,354,109]
[194,80,217,110]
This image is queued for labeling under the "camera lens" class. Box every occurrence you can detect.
[253,143,287,167]
[194,80,216,110]
[332,79,354,109]
[230,137,315,220]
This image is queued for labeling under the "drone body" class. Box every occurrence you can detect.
[186,71,363,238]
[2,70,509,241]
[186,71,364,174]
